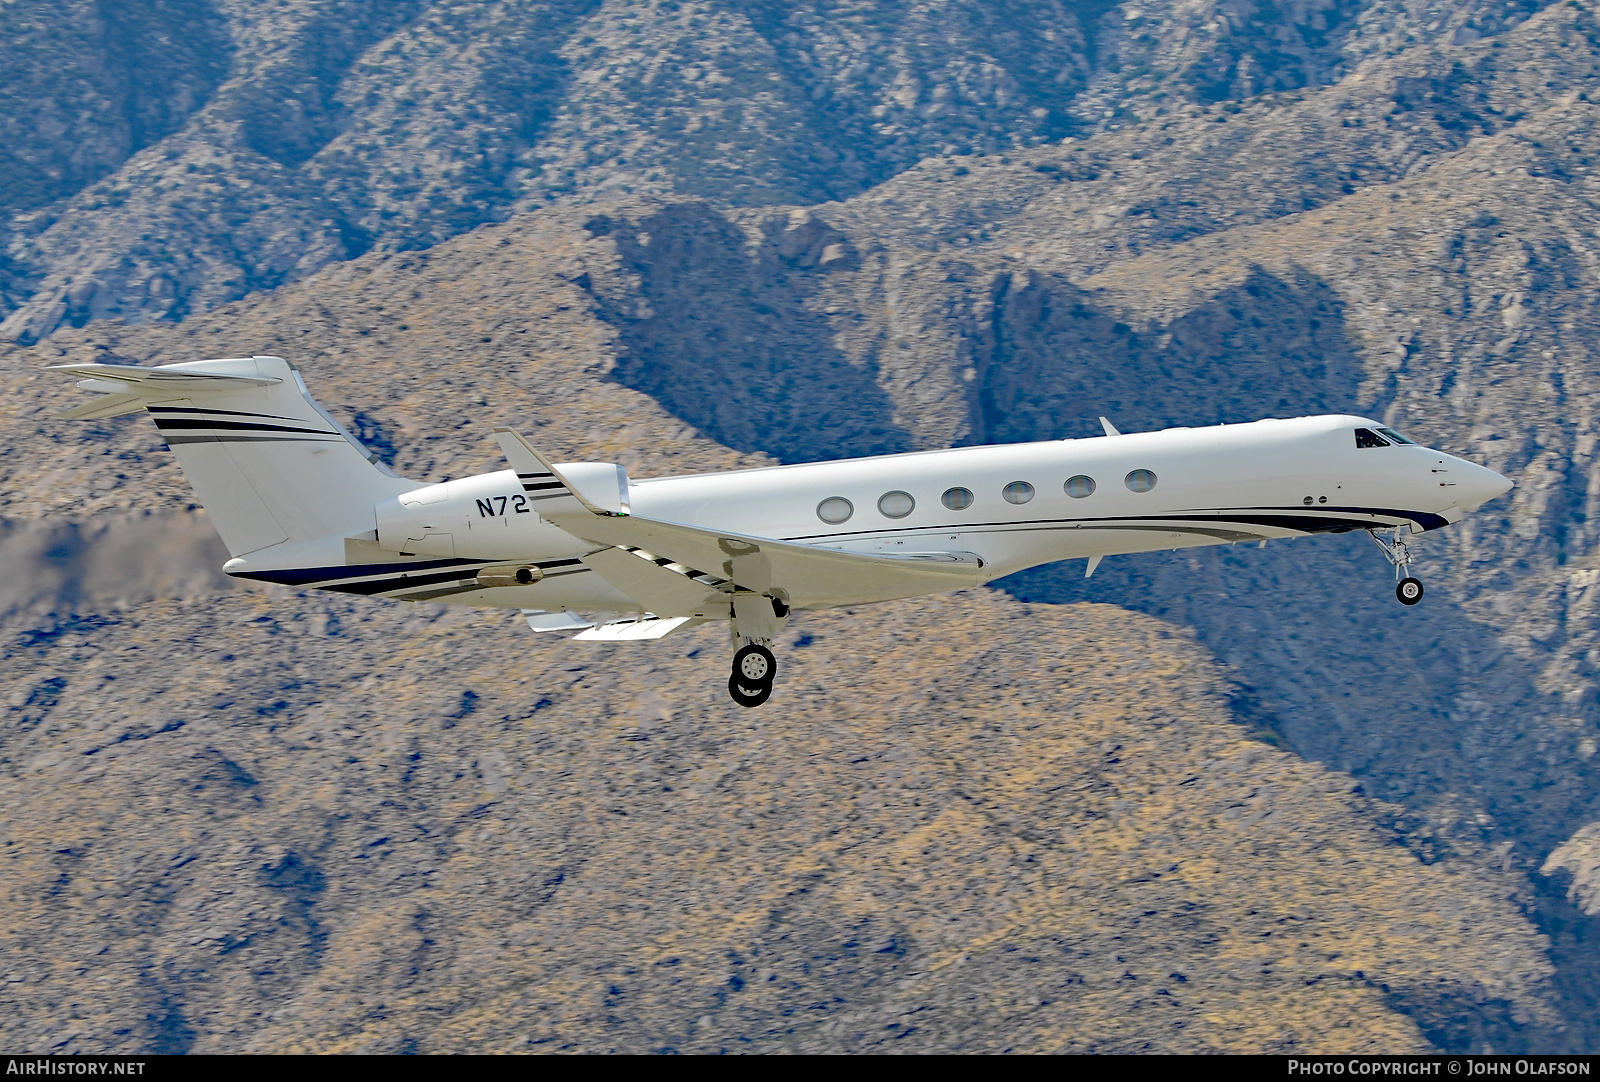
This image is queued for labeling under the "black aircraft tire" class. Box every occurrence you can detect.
[728,674,772,708]
[733,644,777,686]
[1396,577,1424,606]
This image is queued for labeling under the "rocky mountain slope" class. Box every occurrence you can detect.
[0,564,1558,1053]
[8,0,1600,1053]
[0,0,1559,341]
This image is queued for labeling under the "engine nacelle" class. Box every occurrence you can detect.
[476,563,544,587]
[374,464,629,559]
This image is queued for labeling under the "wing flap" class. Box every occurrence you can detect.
[522,609,594,632]
[573,616,696,641]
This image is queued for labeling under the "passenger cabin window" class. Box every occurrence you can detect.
[1003,481,1035,505]
[1377,427,1417,445]
[878,491,915,518]
[817,496,854,524]
[1064,475,1096,499]
[1354,428,1390,449]
[1125,469,1157,493]
[942,487,974,511]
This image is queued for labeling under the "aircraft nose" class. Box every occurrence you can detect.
[1455,459,1514,511]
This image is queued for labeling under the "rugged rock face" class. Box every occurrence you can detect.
[0,0,1564,341]
[10,0,1600,1053]
[0,583,1558,1053]
[1545,824,1600,916]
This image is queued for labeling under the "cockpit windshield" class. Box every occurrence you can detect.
[1354,426,1418,448]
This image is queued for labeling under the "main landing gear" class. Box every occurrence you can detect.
[728,644,776,708]
[1369,526,1424,606]
[726,592,788,707]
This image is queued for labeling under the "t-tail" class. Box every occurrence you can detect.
[51,356,415,557]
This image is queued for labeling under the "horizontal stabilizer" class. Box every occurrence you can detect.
[52,362,283,420]
[50,362,283,392]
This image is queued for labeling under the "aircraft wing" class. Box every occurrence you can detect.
[579,544,730,618]
[492,427,987,610]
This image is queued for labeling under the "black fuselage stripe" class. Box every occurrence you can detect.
[235,557,585,589]
[164,433,344,445]
[323,569,485,595]
[153,418,340,436]
[238,503,1438,598]
[779,505,1446,543]
[234,558,487,586]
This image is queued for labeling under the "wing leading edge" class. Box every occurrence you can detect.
[491,427,987,610]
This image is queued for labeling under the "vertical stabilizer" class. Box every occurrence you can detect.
[52,356,417,557]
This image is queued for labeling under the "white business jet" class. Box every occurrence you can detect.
[53,356,1512,707]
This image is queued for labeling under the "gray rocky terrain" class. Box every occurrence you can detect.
[6,0,1600,1053]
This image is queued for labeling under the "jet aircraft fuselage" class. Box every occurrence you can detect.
[51,356,1512,706]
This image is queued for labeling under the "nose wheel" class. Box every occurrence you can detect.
[728,643,776,708]
[1369,527,1423,606]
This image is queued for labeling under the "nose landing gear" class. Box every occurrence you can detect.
[1369,527,1424,606]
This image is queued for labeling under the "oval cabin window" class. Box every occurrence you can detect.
[1125,469,1157,493]
[817,496,854,524]
[1064,475,1096,499]
[1003,481,1035,505]
[942,487,974,511]
[878,491,915,518]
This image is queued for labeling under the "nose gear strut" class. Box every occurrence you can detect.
[1368,526,1424,606]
